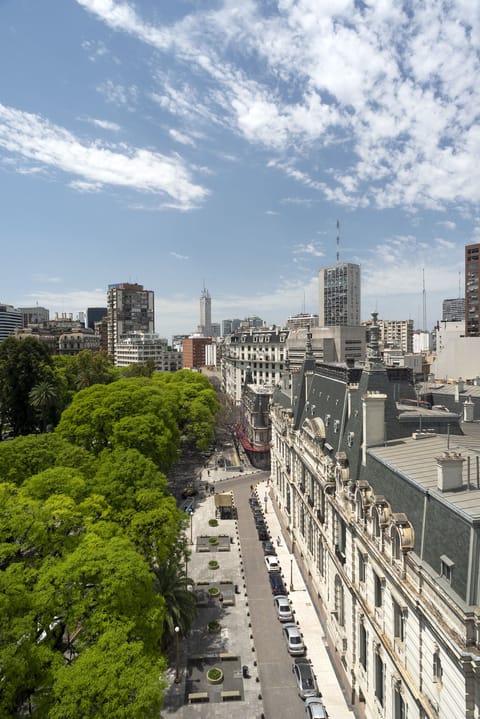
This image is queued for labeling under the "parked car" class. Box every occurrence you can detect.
[282,623,305,655]
[261,540,276,556]
[269,571,287,595]
[257,526,270,541]
[180,497,195,514]
[273,594,293,622]
[292,657,319,699]
[305,696,328,718]
[265,555,280,572]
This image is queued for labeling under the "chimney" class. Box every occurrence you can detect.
[436,451,465,492]
[362,392,387,465]
[464,398,475,423]
[455,379,465,401]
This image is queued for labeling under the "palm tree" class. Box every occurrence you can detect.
[153,555,197,647]
[29,380,58,432]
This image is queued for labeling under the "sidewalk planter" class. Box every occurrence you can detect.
[206,667,224,685]
[208,560,219,570]
[208,620,221,634]
[208,586,220,598]
[208,519,218,527]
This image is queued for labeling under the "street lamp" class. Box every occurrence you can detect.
[189,511,193,545]
[290,557,294,592]
[174,626,180,683]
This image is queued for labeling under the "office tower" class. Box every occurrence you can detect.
[442,298,465,322]
[17,306,50,327]
[0,304,23,341]
[199,285,212,336]
[318,262,361,327]
[107,283,154,357]
[465,243,480,336]
[86,307,107,330]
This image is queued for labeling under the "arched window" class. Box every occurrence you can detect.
[391,526,401,561]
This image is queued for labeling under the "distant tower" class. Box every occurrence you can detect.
[199,284,212,336]
[318,222,360,327]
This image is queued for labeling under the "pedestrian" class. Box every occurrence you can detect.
[277,536,281,547]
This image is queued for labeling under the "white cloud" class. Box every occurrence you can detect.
[265,210,278,215]
[170,251,189,260]
[97,80,138,108]
[168,128,196,146]
[293,242,324,258]
[76,0,480,213]
[0,103,208,210]
[86,117,121,132]
[437,220,457,230]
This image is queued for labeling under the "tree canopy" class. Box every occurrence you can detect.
[0,367,219,715]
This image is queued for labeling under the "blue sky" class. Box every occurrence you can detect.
[1,0,479,340]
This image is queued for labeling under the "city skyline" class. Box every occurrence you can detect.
[1,1,478,340]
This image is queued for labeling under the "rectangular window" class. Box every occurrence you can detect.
[375,652,384,706]
[358,551,366,583]
[394,688,406,719]
[393,600,405,643]
[374,573,383,608]
[440,555,453,583]
[359,623,367,670]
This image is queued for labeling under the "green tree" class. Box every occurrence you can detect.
[0,336,55,436]
[0,433,94,486]
[29,378,59,432]
[34,532,165,650]
[49,625,165,719]
[153,552,197,646]
[0,563,60,717]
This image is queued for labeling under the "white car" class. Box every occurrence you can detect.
[282,622,305,656]
[305,696,328,718]
[273,595,293,622]
[265,555,280,572]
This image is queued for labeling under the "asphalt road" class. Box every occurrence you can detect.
[221,472,305,719]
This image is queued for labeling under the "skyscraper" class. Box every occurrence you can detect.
[199,285,212,336]
[107,283,154,357]
[318,262,361,327]
[465,243,480,336]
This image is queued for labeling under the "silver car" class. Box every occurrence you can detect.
[282,622,305,656]
[273,594,293,622]
[292,657,319,699]
[305,696,328,718]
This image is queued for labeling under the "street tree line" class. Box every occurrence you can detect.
[0,355,220,717]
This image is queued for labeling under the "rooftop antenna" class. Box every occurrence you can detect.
[336,219,340,263]
[458,271,461,298]
[422,268,427,332]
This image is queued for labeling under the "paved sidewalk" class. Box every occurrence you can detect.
[254,480,355,719]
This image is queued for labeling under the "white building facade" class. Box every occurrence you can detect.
[270,320,480,719]
[115,333,181,371]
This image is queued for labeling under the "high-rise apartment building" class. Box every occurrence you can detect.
[107,283,154,357]
[318,262,361,327]
[198,285,212,336]
[442,297,465,322]
[465,243,480,336]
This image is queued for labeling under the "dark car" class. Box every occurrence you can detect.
[257,526,270,541]
[180,497,195,514]
[262,540,277,556]
[269,571,287,595]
